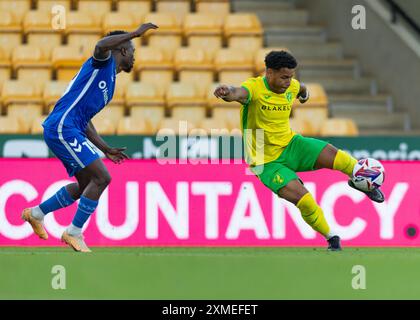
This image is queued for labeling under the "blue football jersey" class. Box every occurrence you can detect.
[43,55,116,133]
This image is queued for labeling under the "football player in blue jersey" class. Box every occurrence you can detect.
[22,23,158,252]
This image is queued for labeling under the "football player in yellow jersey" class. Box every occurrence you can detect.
[214,51,385,251]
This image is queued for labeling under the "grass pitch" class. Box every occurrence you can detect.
[1,247,420,299]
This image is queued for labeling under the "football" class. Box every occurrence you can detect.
[351,158,385,192]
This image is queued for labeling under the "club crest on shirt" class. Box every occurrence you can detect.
[285,92,293,103]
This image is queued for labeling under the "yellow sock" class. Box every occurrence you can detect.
[333,150,357,177]
[297,193,331,238]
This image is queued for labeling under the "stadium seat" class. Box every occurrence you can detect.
[195,0,230,22]
[65,12,102,35]
[214,48,254,86]
[166,82,206,108]
[135,47,174,95]
[174,48,214,96]
[125,82,165,108]
[109,80,128,107]
[254,47,290,74]
[293,108,328,135]
[37,0,71,12]
[77,0,112,25]
[171,106,207,124]
[0,49,11,91]
[116,71,133,89]
[143,13,182,56]
[67,34,101,58]
[31,115,47,134]
[43,81,68,110]
[130,106,165,133]
[102,12,138,35]
[117,0,151,25]
[0,1,31,22]
[12,45,52,92]
[225,14,263,59]
[92,106,125,127]
[197,118,231,134]
[184,14,223,60]
[319,118,359,137]
[91,117,117,135]
[0,11,22,32]
[0,115,25,134]
[157,118,196,135]
[155,0,191,25]
[212,107,240,131]
[52,46,85,81]
[289,117,318,136]
[117,117,154,135]
[1,80,42,109]
[7,104,44,133]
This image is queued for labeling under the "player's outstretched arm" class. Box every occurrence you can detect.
[214,85,249,105]
[86,121,129,164]
[297,83,309,104]
[94,22,158,60]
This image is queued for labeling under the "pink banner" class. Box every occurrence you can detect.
[0,159,417,247]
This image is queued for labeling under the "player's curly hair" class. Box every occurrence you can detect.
[265,50,298,70]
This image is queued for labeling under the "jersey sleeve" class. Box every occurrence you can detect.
[91,53,113,69]
[240,77,258,105]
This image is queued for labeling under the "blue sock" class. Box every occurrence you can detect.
[72,196,98,228]
[39,186,76,215]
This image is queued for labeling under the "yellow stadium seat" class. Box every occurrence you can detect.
[102,12,138,35]
[166,82,206,108]
[92,106,125,127]
[195,0,230,19]
[184,13,223,60]
[175,47,214,95]
[135,46,173,71]
[197,118,231,134]
[293,83,329,109]
[23,11,63,57]
[157,118,196,135]
[219,71,254,86]
[0,115,25,133]
[146,36,182,60]
[214,48,254,85]
[254,47,290,74]
[65,12,102,35]
[37,0,71,12]
[0,49,11,91]
[117,0,151,24]
[67,34,101,58]
[206,82,241,109]
[1,80,43,108]
[117,117,154,135]
[17,69,51,94]
[171,106,207,124]
[31,115,47,134]
[0,1,31,23]
[7,104,44,132]
[320,118,359,137]
[229,37,263,60]
[293,108,328,135]
[91,117,117,135]
[109,80,127,107]
[139,71,173,96]
[125,82,165,108]
[0,11,21,32]
[116,71,133,88]
[143,13,182,54]
[212,107,240,131]
[43,81,68,110]
[52,46,85,81]
[289,117,318,136]
[130,106,165,133]
[77,0,112,25]
[0,34,22,59]
[155,0,191,25]
[224,14,263,38]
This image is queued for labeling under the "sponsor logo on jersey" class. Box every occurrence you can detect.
[261,105,291,111]
[98,80,109,105]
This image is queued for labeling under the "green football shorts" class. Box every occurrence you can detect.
[251,134,329,194]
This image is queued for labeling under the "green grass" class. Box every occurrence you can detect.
[1,247,420,299]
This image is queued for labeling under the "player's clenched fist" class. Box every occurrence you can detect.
[214,85,232,99]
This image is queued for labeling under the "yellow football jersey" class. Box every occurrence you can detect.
[241,76,301,166]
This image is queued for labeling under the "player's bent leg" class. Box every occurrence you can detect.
[62,159,111,252]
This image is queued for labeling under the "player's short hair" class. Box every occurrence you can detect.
[265,51,298,70]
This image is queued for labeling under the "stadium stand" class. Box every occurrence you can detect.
[0,0,369,135]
